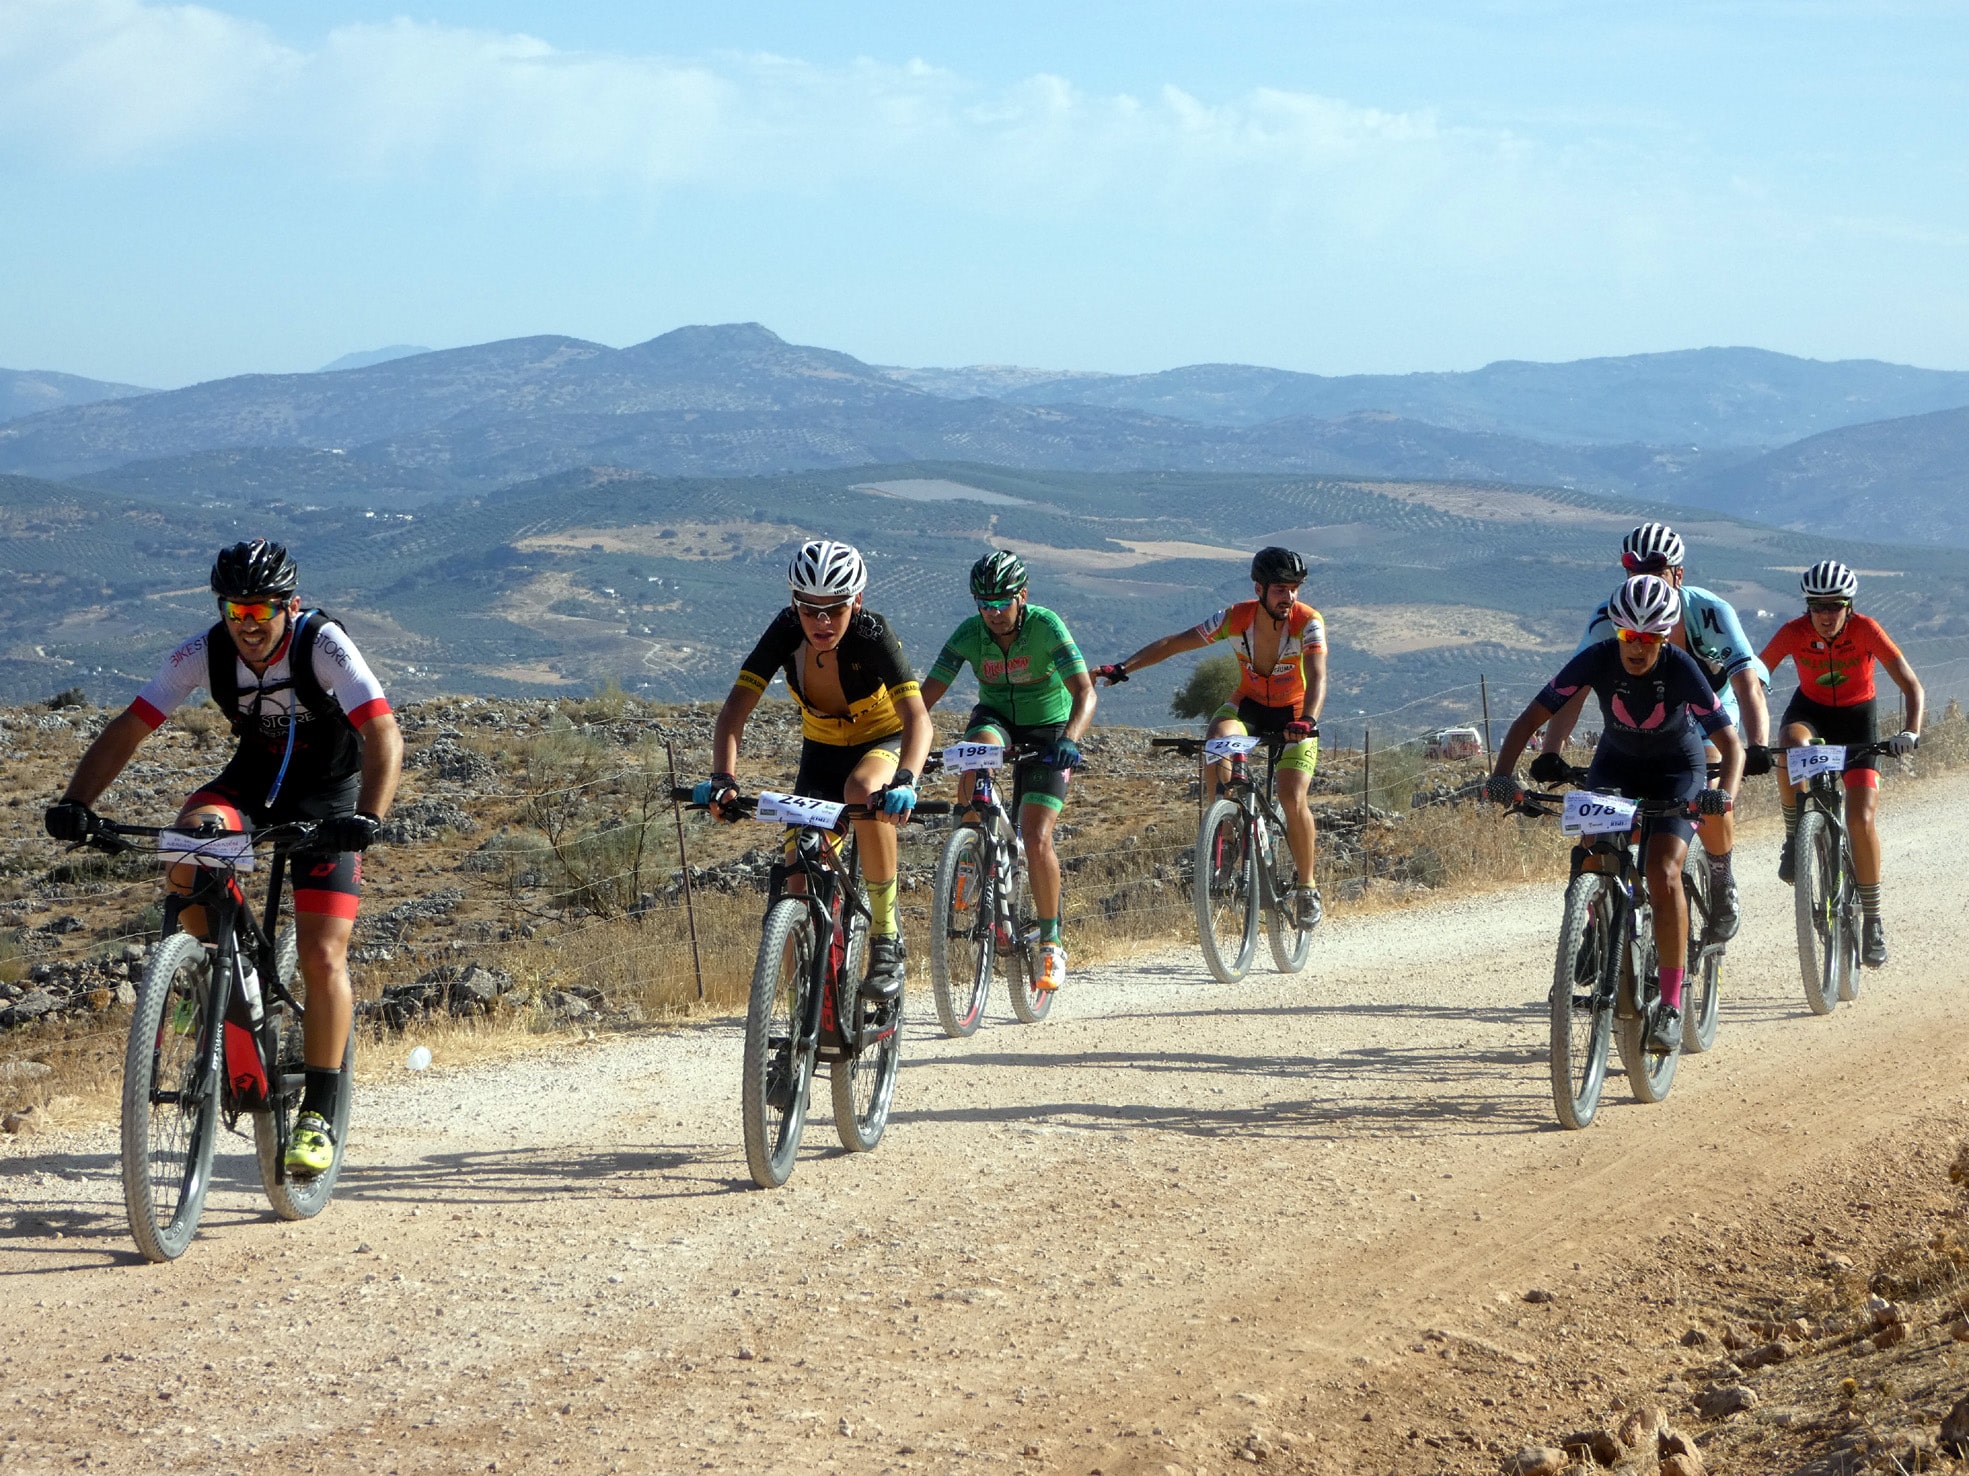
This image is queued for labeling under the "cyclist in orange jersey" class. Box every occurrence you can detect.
[1095,546,1326,929]
[1759,560,1923,967]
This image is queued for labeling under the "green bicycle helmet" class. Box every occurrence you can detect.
[969,549,1029,601]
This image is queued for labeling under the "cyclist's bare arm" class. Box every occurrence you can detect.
[918,675,951,711]
[711,683,764,777]
[356,710,404,820]
[895,690,934,780]
[1881,649,1926,735]
[1493,700,1559,778]
[57,707,153,807]
[1109,626,1211,678]
[1301,644,1328,722]
[1062,668,1097,742]
[1728,669,1770,748]
[1537,685,1592,755]
[1712,725,1746,794]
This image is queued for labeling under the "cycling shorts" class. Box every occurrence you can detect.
[1211,697,1318,777]
[964,705,1069,814]
[793,733,902,805]
[180,769,362,920]
[1581,747,1704,846]
[1781,692,1880,790]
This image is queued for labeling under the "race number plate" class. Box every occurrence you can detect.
[942,741,1005,770]
[753,791,847,830]
[1560,791,1639,837]
[158,830,256,871]
[1786,744,1846,784]
[1202,736,1261,760]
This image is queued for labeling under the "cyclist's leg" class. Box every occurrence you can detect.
[1775,692,1823,877]
[1644,829,1691,983]
[285,829,361,1175]
[1011,722,1069,939]
[168,777,253,940]
[1830,699,1883,884]
[840,737,905,994]
[1204,703,1247,801]
[961,707,1013,824]
[1275,730,1319,884]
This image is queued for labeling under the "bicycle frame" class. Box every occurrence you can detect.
[768,826,885,1061]
[1155,735,1296,913]
[932,745,1040,975]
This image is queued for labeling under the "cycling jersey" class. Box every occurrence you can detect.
[132,617,390,795]
[736,608,920,745]
[1760,613,1902,708]
[1577,584,1767,724]
[1193,600,1325,712]
[926,604,1086,728]
[1535,642,1732,761]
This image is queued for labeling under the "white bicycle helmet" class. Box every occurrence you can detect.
[1606,574,1681,635]
[1800,559,1858,600]
[1620,522,1685,571]
[787,539,868,599]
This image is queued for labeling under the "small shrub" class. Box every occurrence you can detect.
[1169,654,1240,720]
[45,687,89,710]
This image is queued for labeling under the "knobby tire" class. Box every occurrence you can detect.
[255,925,355,1220]
[743,899,816,1188]
[1263,822,1314,975]
[1004,857,1054,1025]
[1794,809,1846,1015]
[929,827,993,1038]
[1194,798,1258,985]
[121,932,220,1262]
[1549,873,1616,1130]
[1680,858,1722,1055]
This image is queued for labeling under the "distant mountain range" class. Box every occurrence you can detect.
[3,326,1967,544]
[320,345,433,373]
[0,368,152,423]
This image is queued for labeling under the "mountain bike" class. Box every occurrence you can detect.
[82,817,354,1262]
[675,789,949,1189]
[1515,765,1723,1130]
[923,741,1057,1036]
[1153,733,1315,984]
[1782,740,1890,1015]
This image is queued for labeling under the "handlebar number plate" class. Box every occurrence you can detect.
[157,830,256,870]
[1560,791,1638,837]
[754,791,847,830]
[1202,736,1261,760]
[942,742,1005,770]
[1786,744,1846,783]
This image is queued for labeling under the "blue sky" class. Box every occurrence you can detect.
[4,0,1967,387]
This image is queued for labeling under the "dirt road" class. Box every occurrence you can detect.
[5,778,1967,1475]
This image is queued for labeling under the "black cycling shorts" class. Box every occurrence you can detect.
[1582,747,1705,846]
[180,768,362,919]
[793,732,903,805]
[1781,692,1880,786]
[964,705,1070,813]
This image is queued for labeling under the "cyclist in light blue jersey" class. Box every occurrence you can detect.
[1533,522,1769,943]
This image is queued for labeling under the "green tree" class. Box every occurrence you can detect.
[1169,653,1240,720]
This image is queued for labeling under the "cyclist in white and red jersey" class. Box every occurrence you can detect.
[46,539,402,1178]
[1095,546,1327,929]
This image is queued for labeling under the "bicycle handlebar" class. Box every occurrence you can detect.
[82,817,322,856]
[668,789,951,822]
[1151,734,1295,758]
[921,743,1053,775]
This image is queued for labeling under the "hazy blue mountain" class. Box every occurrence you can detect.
[319,345,433,372]
[880,364,1118,399]
[1,368,153,424]
[989,347,1969,447]
[1680,405,1969,547]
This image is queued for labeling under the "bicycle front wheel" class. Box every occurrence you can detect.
[742,899,818,1188]
[1549,874,1616,1130]
[1263,827,1314,975]
[1615,918,1680,1105]
[1794,809,1844,1015]
[929,828,994,1037]
[121,933,221,1262]
[255,925,356,1220]
[1680,859,1722,1055]
[1194,799,1258,984]
[1005,860,1055,1025]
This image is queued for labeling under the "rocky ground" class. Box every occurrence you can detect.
[0,764,1965,1475]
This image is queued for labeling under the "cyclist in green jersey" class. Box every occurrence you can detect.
[919,551,1097,992]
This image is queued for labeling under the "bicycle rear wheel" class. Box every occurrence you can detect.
[1549,874,1616,1130]
[742,899,817,1188]
[1680,859,1722,1055]
[831,974,902,1155]
[255,926,355,1220]
[1616,924,1680,1104]
[1793,809,1844,1015]
[1263,827,1314,975]
[1005,860,1054,1024]
[121,932,221,1262]
[1193,798,1258,984]
[929,828,993,1037]
[1836,850,1864,1002]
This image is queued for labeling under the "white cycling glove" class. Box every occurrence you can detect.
[1887,730,1920,757]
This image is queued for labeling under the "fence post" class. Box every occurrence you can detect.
[1480,674,1493,766]
[664,740,706,1002]
[1362,724,1371,817]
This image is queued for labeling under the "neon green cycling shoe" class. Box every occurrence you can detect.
[284,1111,336,1178]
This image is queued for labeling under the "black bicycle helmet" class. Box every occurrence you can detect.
[969,549,1029,601]
[1250,546,1307,585]
[210,538,298,600]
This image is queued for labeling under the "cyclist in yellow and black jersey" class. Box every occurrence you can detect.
[698,540,933,1000]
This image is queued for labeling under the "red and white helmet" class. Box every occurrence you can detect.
[787,539,867,599]
[1606,574,1681,635]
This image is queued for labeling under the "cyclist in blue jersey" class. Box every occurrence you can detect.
[1487,576,1744,1051]
[1532,522,1768,943]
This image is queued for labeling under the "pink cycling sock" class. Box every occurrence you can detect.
[1659,966,1686,1011]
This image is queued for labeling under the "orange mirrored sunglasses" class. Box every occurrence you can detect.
[219,598,281,623]
[1615,627,1665,646]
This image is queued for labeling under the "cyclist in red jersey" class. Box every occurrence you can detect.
[1094,547,1326,929]
[1759,560,1924,966]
